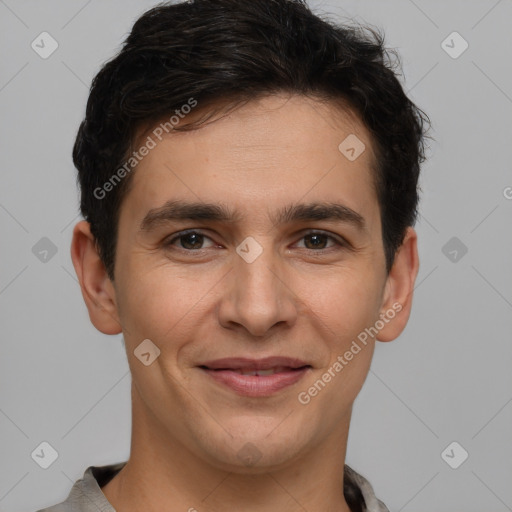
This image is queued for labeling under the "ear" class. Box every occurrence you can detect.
[377,226,419,342]
[70,220,122,335]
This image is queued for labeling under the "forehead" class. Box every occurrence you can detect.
[121,94,380,230]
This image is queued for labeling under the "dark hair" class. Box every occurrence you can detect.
[73,0,431,281]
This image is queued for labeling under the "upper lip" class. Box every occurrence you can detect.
[199,357,310,371]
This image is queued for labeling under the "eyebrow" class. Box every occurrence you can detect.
[139,199,366,232]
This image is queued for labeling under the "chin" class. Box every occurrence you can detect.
[191,416,311,472]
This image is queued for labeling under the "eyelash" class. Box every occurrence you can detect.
[163,229,348,252]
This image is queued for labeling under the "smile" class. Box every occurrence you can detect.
[198,358,312,397]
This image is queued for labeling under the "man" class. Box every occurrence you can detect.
[37,0,430,510]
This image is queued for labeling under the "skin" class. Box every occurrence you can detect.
[71,93,419,512]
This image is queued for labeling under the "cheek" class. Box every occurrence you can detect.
[115,260,213,348]
[297,270,379,418]
[297,264,383,343]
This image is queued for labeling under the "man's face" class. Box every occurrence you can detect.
[111,94,392,470]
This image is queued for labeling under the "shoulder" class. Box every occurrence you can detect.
[344,464,390,512]
[34,461,126,512]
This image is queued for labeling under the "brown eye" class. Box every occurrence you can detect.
[296,231,344,250]
[178,233,204,249]
[303,233,329,249]
[165,230,216,250]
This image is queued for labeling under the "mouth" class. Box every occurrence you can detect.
[197,357,312,397]
[206,366,305,376]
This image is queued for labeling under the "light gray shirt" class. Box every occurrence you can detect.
[35,461,390,512]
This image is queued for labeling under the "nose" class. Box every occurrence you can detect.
[217,241,298,337]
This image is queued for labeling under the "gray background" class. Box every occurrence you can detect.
[1,0,511,511]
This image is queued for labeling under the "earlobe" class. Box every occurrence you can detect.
[377,227,419,342]
[70,220,123,335]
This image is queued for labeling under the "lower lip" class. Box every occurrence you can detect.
[200,367,310,397]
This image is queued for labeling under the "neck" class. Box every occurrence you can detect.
[102,385,353,512]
